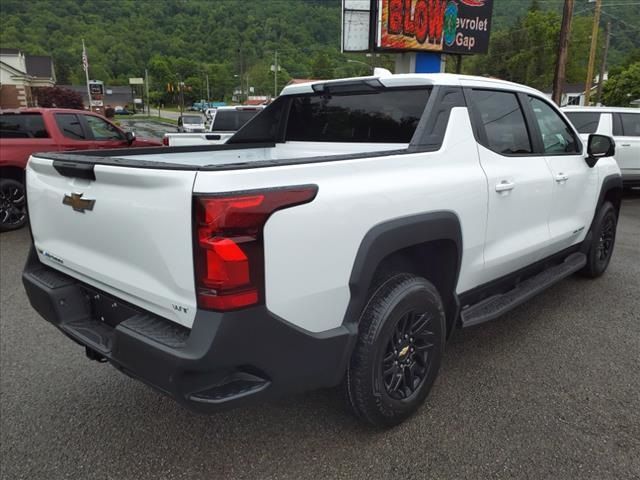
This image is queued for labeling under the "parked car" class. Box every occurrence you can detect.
[164,106,264,146]
[0,108,161,231]
[114,106,134,115]
[176,114,206,133]
[563,106,639,188]
[22,73,621,427]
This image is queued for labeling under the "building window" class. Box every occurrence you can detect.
[567,95,581,106]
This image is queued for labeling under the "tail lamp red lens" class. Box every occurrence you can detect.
[193,186,317,311]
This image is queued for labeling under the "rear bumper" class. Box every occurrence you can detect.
[22,247,355,413]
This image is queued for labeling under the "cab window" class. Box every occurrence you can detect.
[55,114,86,140]
[619,113,640,136]
[0,113,49,138]
[469,89,532,155]
[84,115,124,141]
[528,97,580,154]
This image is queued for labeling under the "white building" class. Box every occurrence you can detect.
[0,48,56,108]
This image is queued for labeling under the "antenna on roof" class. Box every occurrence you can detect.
[373,67,392,77]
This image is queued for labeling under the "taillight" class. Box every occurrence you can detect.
[162,136,169,146]
[193,186,317,311]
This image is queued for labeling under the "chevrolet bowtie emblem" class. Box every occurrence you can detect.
[62,193,95,213]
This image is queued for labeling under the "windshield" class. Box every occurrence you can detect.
[213,110,261,131]
[182,116,203,124]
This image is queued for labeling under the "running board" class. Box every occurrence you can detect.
[461,252,586,328]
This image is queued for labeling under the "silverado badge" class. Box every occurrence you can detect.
[62,193,95,213]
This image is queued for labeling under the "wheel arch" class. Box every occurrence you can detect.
[342,211,462,337]
[591,174,623,227]
[0,166,25,183]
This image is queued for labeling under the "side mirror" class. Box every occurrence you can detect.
[125,131,136,145]
[586,134,615,168]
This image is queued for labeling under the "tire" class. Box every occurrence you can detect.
[0,178,27,232]
[345,273,446,427]
[580,201,617,278]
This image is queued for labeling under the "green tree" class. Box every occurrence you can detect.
[311,52,334,79]
[602,62,640,106]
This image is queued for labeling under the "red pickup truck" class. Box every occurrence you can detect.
[0,108,161,231]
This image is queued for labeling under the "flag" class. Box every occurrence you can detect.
[82,43,89,72]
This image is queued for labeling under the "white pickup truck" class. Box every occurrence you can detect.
[164,105,264,146]
[23,73,622,427]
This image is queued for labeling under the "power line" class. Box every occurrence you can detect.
[600,10,640,30]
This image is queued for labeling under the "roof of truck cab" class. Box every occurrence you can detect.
[562,106,640,114]
[279,73,542,96]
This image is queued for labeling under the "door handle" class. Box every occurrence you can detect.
[495,181,515,192]
[555,173,569,183]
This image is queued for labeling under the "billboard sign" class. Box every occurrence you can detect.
[376,0,493,54]
[342,0,373,52]
[88,80,104,96]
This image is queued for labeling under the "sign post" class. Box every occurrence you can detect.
[129,77,144,114]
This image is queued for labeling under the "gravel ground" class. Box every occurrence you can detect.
[1,196,638,480]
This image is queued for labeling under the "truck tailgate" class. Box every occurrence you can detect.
[26,156,198,328]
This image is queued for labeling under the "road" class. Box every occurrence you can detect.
[1,197,639,480]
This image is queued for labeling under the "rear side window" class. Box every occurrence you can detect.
[55,114,86,140]
[564,112,600,134]
[213,110,261,131]
[286,89,430,143]
[620,113,640,136]
[0,113,49,138]
[470,90,532,155]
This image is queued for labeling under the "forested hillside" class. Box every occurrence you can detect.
[1,0,638,103]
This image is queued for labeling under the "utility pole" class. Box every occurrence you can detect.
[274,50,279,99]
[238,48,244,103]
[596,21,611,106]
[584,0,602,106]
[145,68,150,116]
[552,0,574,105]
[177,74,184,115]
[206,73,210,102]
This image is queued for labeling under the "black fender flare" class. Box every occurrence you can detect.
[581,173,622,254]
[342,211,463,329]
[595,174,623,214]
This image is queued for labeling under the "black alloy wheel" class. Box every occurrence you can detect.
[0,179,27,232]
[580,201,617,278]
[596,214,615,262]
[382,310,435,401]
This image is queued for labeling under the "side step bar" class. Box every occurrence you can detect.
[461,252,587,328]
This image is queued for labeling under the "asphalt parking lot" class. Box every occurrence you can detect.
[1,196,639,480]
